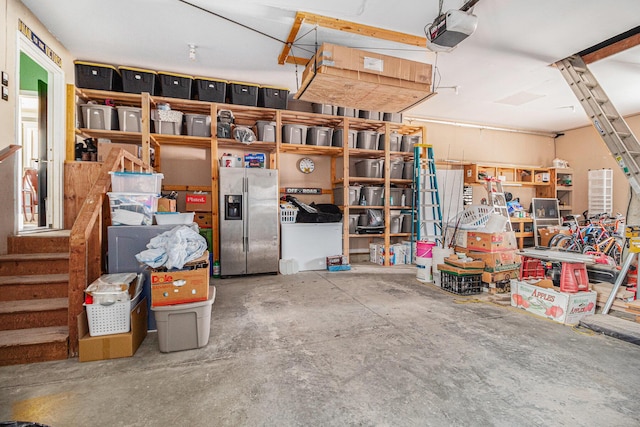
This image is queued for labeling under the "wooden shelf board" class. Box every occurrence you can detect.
[218,139,276,152]
[76,128,142,143]
[349,233,385,238]
[348,177,385,184]
[390,233,413,237]
[346,205,385,209]
[151,134,211,148]
[349,148,385,158]
[390,179,413,185]
[279,144,343,156]
[75,88,142,106]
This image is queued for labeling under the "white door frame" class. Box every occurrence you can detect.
[15,32,65,231]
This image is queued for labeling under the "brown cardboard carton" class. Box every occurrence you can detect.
[194,213,212,228]
[185,192,212,212]
[466,231,518,252]
[150,252,210,307]
[157,198,177,213]
[78,297,147,362]
[467,250,521,272]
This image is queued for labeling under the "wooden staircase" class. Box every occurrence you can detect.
[0,231,71,365]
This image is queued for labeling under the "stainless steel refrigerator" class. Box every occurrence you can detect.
[219,168,279,276]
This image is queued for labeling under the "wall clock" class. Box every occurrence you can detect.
[297,157,315,174]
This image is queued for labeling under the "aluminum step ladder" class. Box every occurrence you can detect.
[414,144,443,244]
[485,178,513,231]
[556,55,640,195]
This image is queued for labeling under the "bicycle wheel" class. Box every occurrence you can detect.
[582,245,596,254]
[552,235,583,253]
[548,233,569,248]
[605,238,624,265]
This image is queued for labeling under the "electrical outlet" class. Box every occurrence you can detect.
[1,71,7,86]
[2,86,8,101]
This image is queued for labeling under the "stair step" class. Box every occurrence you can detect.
[0,253,69,276]
[8,231,70,254]
[0,298,68,331]
[0,326,68,366]
[0,274,68,301]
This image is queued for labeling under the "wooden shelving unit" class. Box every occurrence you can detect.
[73,87,426,266]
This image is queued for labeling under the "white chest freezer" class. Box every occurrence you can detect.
[280,223,343,271]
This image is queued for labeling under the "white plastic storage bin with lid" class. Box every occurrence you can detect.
[81,104,118,130]
[185,114,211,137]
[117,106,142,132]
[357,131,379,150]
[154,212,195,225]
[354,159,384,178]
[282,124,308,144]
[152,286,216,353]
[110,171,163,193]
[332,129,357,148]
[107,192,159,226]
[333,186,361,206]
[307,126,333,146]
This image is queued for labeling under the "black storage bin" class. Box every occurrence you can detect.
[119,66,157,95]
[193,77,227,102]
[258,86,289,109]
[158,71,193,99]
[227,81,259,106]
[74,61,122,91]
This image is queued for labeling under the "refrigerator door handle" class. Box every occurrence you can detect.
[244,175,249,253]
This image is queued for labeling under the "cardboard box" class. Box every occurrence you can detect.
[157,198,177,213]
[466,231,517,252]
[510,280,597,325]
[97,142,138,162]
[467,250,521,272]
[194,212,212,228]
[185,192,211,212]
[150,252,210,307]
[535,172,550,183]
[78,297,148,362]
[538,227,571,247]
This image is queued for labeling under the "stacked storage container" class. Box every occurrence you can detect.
[119,66,157,95]
[158,71,193,99]
[193,77,227,102]
[74,61,122,91]
[107,171,163,226]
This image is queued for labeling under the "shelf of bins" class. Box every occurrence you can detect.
[76,129,149,145]
[278,143,343,156]
[76,88,142,106]
[463,163,552,187]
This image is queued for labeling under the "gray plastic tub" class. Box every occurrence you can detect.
[333,186,362,206]
[307,126,333,146]
[82,104,118,130]
[357,131,379,150]
[256,120,276,142]
[185,114,212,137]
[387,159,404,179]
[403,161,414,180]
[117,106,142,132]
[359,110,382,120]
[388,188,404,206]
[401,135,422,152]
[383,112,403,123]
[361,186,384,206]
[312,103,335,115]
[282,124,308,144]
[354,159,384,178]
[336,106,358,117]
[349,214,360,234]
[378,132,401,151]
[403,188,414,206]
[402,213,414,233]
[390,214,403,233]
[332,129,357,148]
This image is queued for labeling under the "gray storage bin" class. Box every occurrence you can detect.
[378,132,401,151]
[359,110,382,120]
[337,106,358,117]
[358,212,369,226]
[401,134,422,152]
[152,286,215,353]
[354,159,384,178]
[151,109,183,135]
[390,214,403,233]
[282,124,308,144]
[312,103,335,115]
[403,161,414,180]
[403,188,414,206]
[383,112,403,123]
[349,214,360,234]
[388,188,404,206]
[402,213,413,233]
[117,106,142,132]
[357,131,379,150]
[361,186,384,206]
[332,129,357,148]
[387,159,404,179]
[256,121,276,142]
[307,126,333,146]
[185,113,212,137]
[333,186,361,206]
[81,104,118,130]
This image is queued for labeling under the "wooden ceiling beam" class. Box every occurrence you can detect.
[277,11,427,65]
[580,26,640,64]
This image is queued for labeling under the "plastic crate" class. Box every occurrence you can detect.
[280,208,298,224]
[110,171,163,193]
[520,256,546,280]
[107,192,159,226]
[84,298,131,336]
[227,81,258,106]
[74,61,122,91]
[440,271,482,295]
[193,77,227,102]
[258,86,289,109]
[119,66,157,94]
[452,205,494,230]
[158,71,193,99]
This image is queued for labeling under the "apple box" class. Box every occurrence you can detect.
[510,279,597,325]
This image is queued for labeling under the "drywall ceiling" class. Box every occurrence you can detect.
[21,0,640,133]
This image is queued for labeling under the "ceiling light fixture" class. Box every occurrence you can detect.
[188,44,197,61]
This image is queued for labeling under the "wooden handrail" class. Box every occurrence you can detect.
[0,145,21,163]
[67,148,151,356]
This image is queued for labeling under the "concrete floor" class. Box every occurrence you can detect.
[2,265,640,426]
